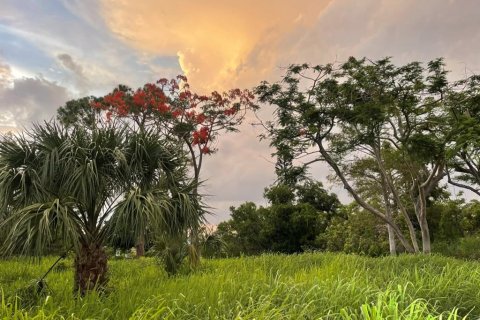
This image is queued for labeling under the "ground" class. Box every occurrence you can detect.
[0,253,477,319]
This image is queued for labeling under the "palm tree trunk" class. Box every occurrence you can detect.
[74,243,108,295]
[136,234,145,257]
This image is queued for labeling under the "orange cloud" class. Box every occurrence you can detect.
[100,0,332,91]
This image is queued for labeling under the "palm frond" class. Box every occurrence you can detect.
[1,199,82,256]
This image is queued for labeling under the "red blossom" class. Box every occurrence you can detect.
[157,103,170,113]
[196,113,206,124]
[179,91,189,101]
[133,90,146,108]
[192,126,209,145]
[224,107,237,116]
[104,91,129,116]
[91,101,104,109]
[172,110,182,118]
[200,146,211,154]
[90,75,254,163]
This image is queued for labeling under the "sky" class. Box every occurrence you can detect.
[1,0,480,223]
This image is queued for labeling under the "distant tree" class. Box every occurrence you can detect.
[0,123,199,294]
[217,181,340,255]
[460,200,480,234]
[321,203,391,256]
[217,202,267,256]
[57,96,97,129]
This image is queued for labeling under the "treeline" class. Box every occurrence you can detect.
[207,181,480,258]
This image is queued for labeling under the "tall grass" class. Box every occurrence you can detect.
[0,253,478,319]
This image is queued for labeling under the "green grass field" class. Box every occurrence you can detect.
[1,253,479,319]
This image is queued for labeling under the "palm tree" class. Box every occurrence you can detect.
[0,122,201,295]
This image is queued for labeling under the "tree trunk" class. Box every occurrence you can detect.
[374,144,419,253]
[380,172,397,255]
[135,234,145,258]
[386,224,397,255]
[420,220,431,254]
[188,229,201,269]
[415,194,432,254]
[317,141,415,253]
[74,243,108,296]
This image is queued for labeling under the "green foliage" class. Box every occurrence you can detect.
[433,234,480,260]
[217,182,340,255]
[1,253,479,318]
[56,97,98,129]
[216,202,266,256]
[321,205,390,256]
[0,122,201,292]
[255,56,480,253]
[427,199,480,242]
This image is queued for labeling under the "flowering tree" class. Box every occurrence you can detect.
[91,76,256,188]
[85,76,256,261]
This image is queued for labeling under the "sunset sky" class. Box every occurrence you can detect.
[1,0,480,223]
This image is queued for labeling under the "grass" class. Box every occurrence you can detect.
[0,253,478,319]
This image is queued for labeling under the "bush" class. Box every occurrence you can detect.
[433,234,480,260]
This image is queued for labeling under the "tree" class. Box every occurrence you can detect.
[217,202,267,256]
[57,96,97,129]
[340,157,399,254]
[217,181,340,255]
[255,57,462,253]
[0,122,199,294]
[57,76,256,260]
[321,203,391,256]
[446,75,480,197]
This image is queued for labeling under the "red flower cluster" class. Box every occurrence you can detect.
[91,101,103,109]
[172,110,182,118]
[104,91,129,116]
[223,107,237,116]
[157,103,170,113]
[179,91,192,101]
[90,75,256,160]
[200,146,211,154]
[132,90,146,108]
[195,113,206,124]
[192,126,209,145]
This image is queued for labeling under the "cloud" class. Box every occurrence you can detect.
[0,62,13,88]
[57,53,90,94]
[1,0,183,98]
[0,73,71,127]
[99,0,333,91]
[290,0,480,76]
[201,126,275,222]
[57,53,84,76]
